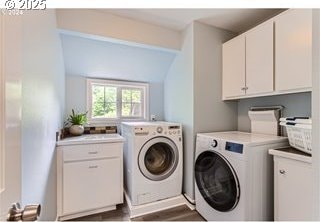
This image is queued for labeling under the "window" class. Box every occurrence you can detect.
[87,79,149,122]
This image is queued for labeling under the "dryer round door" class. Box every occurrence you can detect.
[195,150,240,212]
[138,137,179,181]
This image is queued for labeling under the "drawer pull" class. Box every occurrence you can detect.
[279,169,286,175]
[88,151,98,155]
[89,165,98,169]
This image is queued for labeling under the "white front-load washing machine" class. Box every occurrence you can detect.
[195,131,288,221]
[121,121,183,207]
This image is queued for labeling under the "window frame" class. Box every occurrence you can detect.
[87,78,149,123]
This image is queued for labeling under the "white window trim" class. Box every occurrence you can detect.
[86,78,149,124]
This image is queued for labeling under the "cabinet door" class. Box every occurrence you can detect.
[222,35,246,99]
[275,9,312,91]
[246,21,274,95]
[63,158,122,215]
[274,158,312,220]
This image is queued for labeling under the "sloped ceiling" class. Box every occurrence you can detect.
[61,9,284,83]
[102,9,285,33]
[61,34,177,83]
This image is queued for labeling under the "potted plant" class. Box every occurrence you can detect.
[67,109,88,136]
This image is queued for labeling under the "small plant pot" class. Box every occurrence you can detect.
[69,125,84,136]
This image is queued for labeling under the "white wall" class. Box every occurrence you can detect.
[237,92,311,132]
[65,75,165,121]
[0,14,22,220]
[164,22,237,201]
[312,9,320,220]
[164,24,194,199]
[193,22,237,134]
[21,10,65,220]
[57,9,181,51]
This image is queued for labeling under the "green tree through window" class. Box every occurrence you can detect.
[122,89,142,117]
[92,85,117,118]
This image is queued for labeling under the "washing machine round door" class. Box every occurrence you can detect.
[195,150,240,212]
[138,137,179,181]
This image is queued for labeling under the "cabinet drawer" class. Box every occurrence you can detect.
[63,158,122,215]
[63,143,122,162]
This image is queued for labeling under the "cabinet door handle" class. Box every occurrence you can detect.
[88,151,98,155]
[89,165,98,169]
[279,169,286,175]
[241,87,248,91]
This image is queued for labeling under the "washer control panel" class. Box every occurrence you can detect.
[155,125,181,136]
[225,142,243,154]
[134,124,181,136]
[167,125,181,136]
[210,139,218,148]
[156,126,163,134]
[134,127,149,135]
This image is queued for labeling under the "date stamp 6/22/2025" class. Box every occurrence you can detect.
[2,0,46,15]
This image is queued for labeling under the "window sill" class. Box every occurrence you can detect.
[86,118,149,127]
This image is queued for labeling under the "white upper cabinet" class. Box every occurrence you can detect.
[222,9,312,100]
[222,35,246,99]
[222,20,273,99]
[275,9,312,91]
[246,21,274,95]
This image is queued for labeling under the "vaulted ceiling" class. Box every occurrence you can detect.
[61,9,284,83]
[101,9,285,33]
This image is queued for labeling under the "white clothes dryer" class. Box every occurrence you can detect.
[195,131,288,221]
[121,122,183,206]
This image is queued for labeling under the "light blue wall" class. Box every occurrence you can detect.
[164,24,194,199]
[21,10,65,220]
[238,92,312,132]
[61,34,176,82]
[61,34,175,121]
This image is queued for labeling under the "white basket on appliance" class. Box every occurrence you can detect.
[280,117,312,154]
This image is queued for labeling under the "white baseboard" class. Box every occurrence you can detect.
[125,191,190,219]
[183,193,196,210]
[56,205,116,221]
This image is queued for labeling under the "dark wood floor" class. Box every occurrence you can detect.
[132,205,204,221]
[72,203,205,221]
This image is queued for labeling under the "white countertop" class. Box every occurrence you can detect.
[269,147,312,163]
[199,131,288,146]
[56,134,125,146]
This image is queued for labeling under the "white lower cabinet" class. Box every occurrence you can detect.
[57,142,123,220]
[273,155,312,221]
